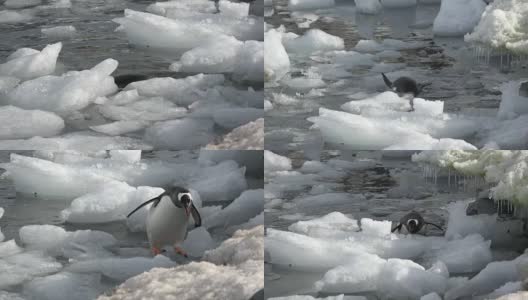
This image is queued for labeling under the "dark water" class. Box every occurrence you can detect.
[264,0,528,152]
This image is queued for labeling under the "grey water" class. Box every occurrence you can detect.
[264,0,528,152]
[264,150,526,299]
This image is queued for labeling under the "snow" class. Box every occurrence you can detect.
[89,120,148,136]
[6,58,118,115]
[41,26,77,39]
[99,260,263,300]
[0,106,64,139]
[465,0,528,55]
[433,0,486,37]
[207,118,264,150]
[0,42,62,81]
[265,29,290,82]
[204,225,263,265]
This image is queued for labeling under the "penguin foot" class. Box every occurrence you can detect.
[152,247,162,256]
[174,246,188,258]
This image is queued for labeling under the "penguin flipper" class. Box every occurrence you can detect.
[425,222,444,232]
[391,224,402,233]
[382,73,393,88]
[190,203,202,228]
[126,193,164,218]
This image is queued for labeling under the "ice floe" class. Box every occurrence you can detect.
[433,0,486,37]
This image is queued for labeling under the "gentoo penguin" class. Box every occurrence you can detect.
[127,186,202,257]
[391,211,443,234]
[381,73,431,111]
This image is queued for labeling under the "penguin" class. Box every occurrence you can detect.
[381,73,431,111]
[391,211,443,234]
[127,186,202,257]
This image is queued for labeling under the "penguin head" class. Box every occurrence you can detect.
[167,186,193,217]
[407,219,419,233]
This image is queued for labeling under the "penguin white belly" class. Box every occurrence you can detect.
[146,196,189,248]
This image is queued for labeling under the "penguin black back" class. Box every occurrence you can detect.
[382,73,419,97]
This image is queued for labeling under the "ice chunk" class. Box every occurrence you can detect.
[98,98,187,122]
[19,225,117,259]
[288,0,335,10]
[99,260,263,300]
[90,120,148,136]
[0,43,62,80]
[41,26,77,39]
[289,212,360,240]
[0,251,63,288]
[61,182,164,224]
[264,150,292,173]
[207,118,264,150]
[426,234,492,274]
[283,29,344,54]
[420,293,442,300]
[498,80,528,120]
[0,106,64,139]
[0,240,23,258]
[445,200,496,240]
[315,254,386,293]
[144,118,214,149]
[0,208,3,242]
[180,227,215,257]
[113,9,262,50]
[0,10,33,24]
[265,29,290,82]
[0,132,152,151]
[377,258,447,299]
[445,255,525,300]
[433,0,486,36]
[189,162,248,202]
[205,189,263,228]
[124,74,224,106]
[0,291,25,300]
[380,0,416,8]
[24,272,102,300]
[7,48,39,61]
[204,225,263,265]
[355,0,382,14]
[171,38,263,82]
[109,150,141,163]
[7,59,118,114]
[360,218,392,237]
[5,0,41,9]
[484,281,523,300]
[266,228,370,272]
[308,107,478,150]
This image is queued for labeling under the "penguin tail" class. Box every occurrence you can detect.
[382,73,392,88]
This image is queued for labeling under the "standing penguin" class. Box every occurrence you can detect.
[381,73,431,112]
[127,186,202,257]
[391,211,443,234]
